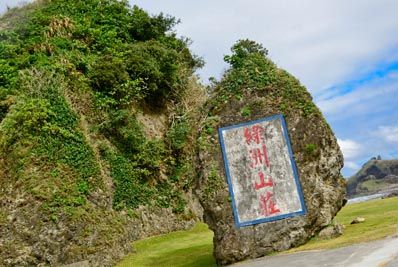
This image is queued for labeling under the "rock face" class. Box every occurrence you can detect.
[0,1,205,266]
[347,159,398,197]
[196,40,346,265]
[318,224,344,239]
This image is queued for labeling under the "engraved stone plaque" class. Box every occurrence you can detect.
[218,114,306,227]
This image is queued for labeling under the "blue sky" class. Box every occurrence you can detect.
[1,0,398,177]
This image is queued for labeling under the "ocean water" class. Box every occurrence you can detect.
[347,193,387,204]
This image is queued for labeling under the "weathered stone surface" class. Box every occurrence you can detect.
[196,41,346,266]
[318,223,344,239]
[351,217,366,224]
[0,189,201,267]
[218,115,306,226]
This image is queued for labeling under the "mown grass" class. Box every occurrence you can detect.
[116,223,216,267]
[288,196,398,252]
[116,197,398,266]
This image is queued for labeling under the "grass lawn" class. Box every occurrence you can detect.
[288,196,398,252]
[116,197,398,266]
[116,223,216,267]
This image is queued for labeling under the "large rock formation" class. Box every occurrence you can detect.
[0,2,204,266]
[196,40,346,265]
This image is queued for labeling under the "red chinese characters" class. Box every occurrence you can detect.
[259,192,280,216]
[253,172,273,190]
[249,145,270,168]
[243,124,280,217]
[244,125,265,145]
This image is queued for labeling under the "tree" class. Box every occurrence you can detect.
[224,39,268,68]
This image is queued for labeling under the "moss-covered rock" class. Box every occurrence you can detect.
[0,1,204,266]
[196,40,346,265]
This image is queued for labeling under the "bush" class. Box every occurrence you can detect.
[129,6,178,41]
[105,151,154,210]
[0,98,53,149]
[90,55,145,106]
[90,56,129,92]
[134,139,165,173]
[0,60,18,88]
[99,109,145,153]
[167,117,191,150]
[224,39,267,68]
[124,40,179,101]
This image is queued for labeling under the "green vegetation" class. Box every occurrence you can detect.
[289,197,398,252]
[0,1,354,265]
[304,143,317,155]
[0,1,205,264]
[203,165,224,199]
[168,116,191,150]
[209,39,317,117]
[0,69,102,216]
[240,105,252,117]
[359,179,385,192]
[117,223,216,267]
[116,197,398,266]
[0,0,203,215]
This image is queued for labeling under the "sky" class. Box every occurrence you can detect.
[1,0,398,177]
[0,0,31,14]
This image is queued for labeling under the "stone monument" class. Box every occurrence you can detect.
[196,40,346,266]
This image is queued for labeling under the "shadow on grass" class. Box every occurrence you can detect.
[137,243,216,267]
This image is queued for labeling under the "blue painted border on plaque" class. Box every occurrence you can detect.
[280,115,307,217]
[218,114,306,228]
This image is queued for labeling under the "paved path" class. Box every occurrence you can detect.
[230,236,398,267]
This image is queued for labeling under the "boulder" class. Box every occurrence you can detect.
[318,223,344,239]
[196,40,346,265]
[351,217,366,224]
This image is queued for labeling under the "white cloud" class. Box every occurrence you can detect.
[377,126,398,143]
[316,71,398,117]
[344,161,360,171]
[0,0,33,15]
[132,0,398,92]
[337,138,363,160]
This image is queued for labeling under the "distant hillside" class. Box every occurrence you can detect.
[347,158,398,197]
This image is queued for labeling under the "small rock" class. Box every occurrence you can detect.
[351,217,365,224]
[318,223,344,239]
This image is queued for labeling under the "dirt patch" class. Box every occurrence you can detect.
[136,110,168,139]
